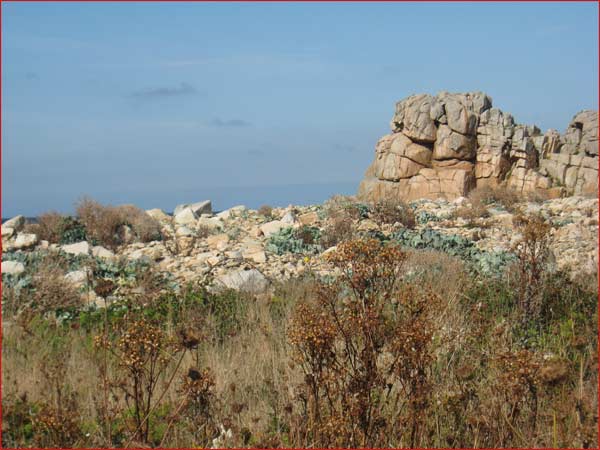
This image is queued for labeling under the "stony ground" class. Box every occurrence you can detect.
[2,195,597,308]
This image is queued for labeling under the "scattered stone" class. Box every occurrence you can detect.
[3,215,25,232]
[13,233,38,250]
[61,241,90,256]
[2,261,25,276]
[215,268,268,293]
[174,200,212,216]
[146,208,171,222]
[260,220,286,237]
[92,245,115,259]
[174,207,198,225]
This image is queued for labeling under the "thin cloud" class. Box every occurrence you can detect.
[210,118,252,128]
[130,82,196,99]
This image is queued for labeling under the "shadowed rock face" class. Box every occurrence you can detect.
[359,91,598,202]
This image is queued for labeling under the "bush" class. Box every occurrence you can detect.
[76,197,161,249]
[468,184,521,212]
[323,195,369,221]
[320,213,356,248]
[266,226,321,255]
[258,205,273,218]
[370,199,416,228]
[288,239,438,447]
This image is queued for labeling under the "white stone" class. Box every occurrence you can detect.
[1,226,14,238]
[145,208,171,222]
[1,261,25,276]
[174,207,198,225]
[3,215,25,232]
[64,270,89,288]
[174,200,212,216]
[92,245,115,259]
[197,216,223,230]
[215,268,268,293]
[13,233,38,250]
[61,241,90,256]
[260,220,286,237]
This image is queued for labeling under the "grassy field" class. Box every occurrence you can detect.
[2,210,598,448]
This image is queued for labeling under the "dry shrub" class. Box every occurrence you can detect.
[17,265,82,322]
[115,204,162,243]
[323,194,366,221]
[24,211,65,243]
[258,205,273,218]
[76,197,161,249]
[370,199,416,228]
[452,203,490,223]
[320,213,356,248]
[468,184,522,212]
[288,238,439,447]
[511,214,551,327]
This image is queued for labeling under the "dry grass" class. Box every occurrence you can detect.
[76,197,162,249]
[2,241,597,448]
[370,199,416,228]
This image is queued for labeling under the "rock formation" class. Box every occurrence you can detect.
[358,92,598,202]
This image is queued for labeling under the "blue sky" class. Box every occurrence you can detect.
[2,1,598,216]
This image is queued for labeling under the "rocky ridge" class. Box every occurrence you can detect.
[358,92,598,202]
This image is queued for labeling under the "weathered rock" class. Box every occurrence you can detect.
[61,241,90,256]
[215,268,268,293]
[206,233,229,250]
[260,220,286,237]
[146,208,171,222]
[174,208,198,225]
[174,200,212,216]
[433,125,477,161]
[1,261,25,276]
[298,212,319,225]
[197,216,224,230]
[391,94,437,142]
[359,91,598,202]
[92,245,115,259]
[1,226,15,239]
[64,270,89,288]
[13,233,38,250]
[3,215,25,232]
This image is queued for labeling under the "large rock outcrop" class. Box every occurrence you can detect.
[358,92,598,202]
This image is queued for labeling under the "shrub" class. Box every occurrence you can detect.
[511,214,552,328]
[320,213,356,248]
[288,238,439,447]
[24,211,64,243]
[76,197,161,249]
[370,199,416,228]
[323,195,369,221]
[266,226,322,255]
[258,205,273,218]
[468,184,522,212]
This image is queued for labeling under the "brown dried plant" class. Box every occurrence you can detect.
[288,238,439,447]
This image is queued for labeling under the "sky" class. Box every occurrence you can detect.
[1,1,598,217]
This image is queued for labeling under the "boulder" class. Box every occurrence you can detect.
[146,208,171,222]
[1,261,25,276]
[173,200,212,216]
[1,226,14,239]
[260,220,286,237]
[64,270,89,288]
[13,233,38,250]
[3,215,25,232]
[61,241,90,256]
[174,208,198,225]
[92,245,115,259]
[215,268,268,293]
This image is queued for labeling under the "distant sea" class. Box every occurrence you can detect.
[2,181,360,221]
